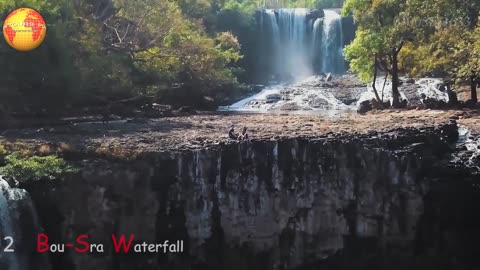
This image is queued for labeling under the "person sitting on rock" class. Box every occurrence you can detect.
[239,126,249,140]
[228,125,238,140]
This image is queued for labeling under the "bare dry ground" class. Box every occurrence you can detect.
[0,109,478,158]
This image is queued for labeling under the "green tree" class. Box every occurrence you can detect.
[343,0,409,107]
[398,0,480,103]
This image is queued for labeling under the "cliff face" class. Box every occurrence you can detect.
[26,124,462,270]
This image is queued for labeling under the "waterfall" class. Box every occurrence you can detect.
[261,8,313,81]
[257,8,346,83]
[321,10,345,74]
[265,9,280,77]
[0,179,21,270]
[312,18,322,74]
[0,177,51,270]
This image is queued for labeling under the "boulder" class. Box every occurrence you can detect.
[325,73,333,82]
[266,93,282,102]
[405,78,416,84]
[357,100,373,114]
[371,99,390,109]
[306,9,325,20]
[422,98,448,109]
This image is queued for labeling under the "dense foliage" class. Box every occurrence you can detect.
[0,0,345,116]
[0,152,78,182]
[343,0,480,105]
[0,142,78,183]
[0,0,243,115]
[2,0,476,114]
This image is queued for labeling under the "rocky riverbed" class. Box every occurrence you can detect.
[0,110,476,156]
[221,74,452,112]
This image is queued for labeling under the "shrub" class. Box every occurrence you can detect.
[0,153,78,183]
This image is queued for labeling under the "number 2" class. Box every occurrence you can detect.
[4,237,14,252]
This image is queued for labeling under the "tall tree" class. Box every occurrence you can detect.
[343,0,409,107]
[399,0,480,103]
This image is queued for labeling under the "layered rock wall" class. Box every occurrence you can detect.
[27,125,458,270]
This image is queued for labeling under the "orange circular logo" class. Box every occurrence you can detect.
[3,8,47,51]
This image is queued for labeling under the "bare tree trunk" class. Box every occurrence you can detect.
[371,58,383,104]
[391,50,401,108]
[381,73,388,102]
[471,75,478,104]
[446,82,458,105]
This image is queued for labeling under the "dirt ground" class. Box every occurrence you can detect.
[0,109,478,157]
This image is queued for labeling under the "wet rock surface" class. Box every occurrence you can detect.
[222,75,453,112]
[223,75,367,111]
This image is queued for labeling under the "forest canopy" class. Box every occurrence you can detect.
[0,0,478,116]
[0,0,344,117]
[343,0,480,105]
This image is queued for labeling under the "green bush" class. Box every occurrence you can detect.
[0,153,78,182]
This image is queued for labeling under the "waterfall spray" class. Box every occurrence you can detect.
[258,8,346,82]
[321,10,345,74]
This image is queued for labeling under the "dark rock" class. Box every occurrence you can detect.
[447,90,458,106]
[306,9,325,20]
[24,124,473,270]
[422,98,448,109]
[464,99,479,108]
[266,93,282,101]
[174,106,197,115]
[405,78,416,84]
[253,84,265,92]
[325,73,333,82]
[371,99,390,109]
[357,99,373,114]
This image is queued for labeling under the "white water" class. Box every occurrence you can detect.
[235,9,450,112]
[269,8,313,79]
[221,76,354,112]
[0,178,20,270]
[357,77,448,106]
[0,177,50,270]
[259,8,346,82]
[457,126,480,172]
[321,10,344,74]
[223,76,450,112]
[416,78,449,102]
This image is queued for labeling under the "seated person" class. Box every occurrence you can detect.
[240,127,249,140]
[228,125,238,140]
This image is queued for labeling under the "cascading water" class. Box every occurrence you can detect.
[257,8,346,83]
[265,9,280,77]
[0,178,21,270]
[0,177,51,270]
[312,18,322,73]
[321,10,345,74]
[260,9,313,81]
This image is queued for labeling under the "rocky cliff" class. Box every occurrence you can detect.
[22,122,478,270]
